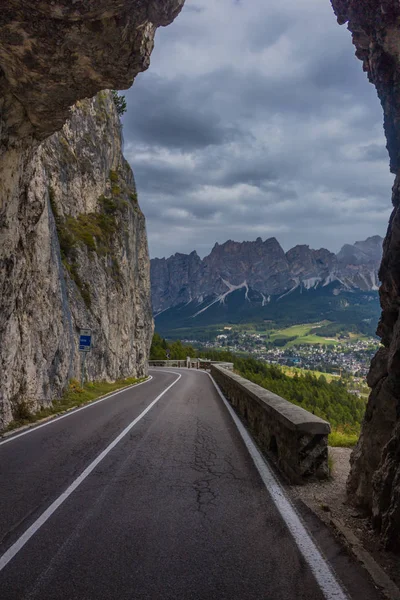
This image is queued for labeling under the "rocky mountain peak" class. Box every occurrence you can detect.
[337,236,383,265]
[150,235,383,313]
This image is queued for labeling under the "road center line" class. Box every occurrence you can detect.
[208,372,349,600]
[0,376,153,447]
[0,372,181,573]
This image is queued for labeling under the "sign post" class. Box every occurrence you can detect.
[79,328,92,388]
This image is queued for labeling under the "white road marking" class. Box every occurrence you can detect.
[208,372,349,600]
[0,376,153,447]
[0,372,181,572]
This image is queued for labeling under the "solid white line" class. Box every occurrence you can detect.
[0,372,181,573]
[208,373,349,600]
[0,376,154,447]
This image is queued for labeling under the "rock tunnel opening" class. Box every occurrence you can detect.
[0,0,399,552]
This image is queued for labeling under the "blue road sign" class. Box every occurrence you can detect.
[79,329,92,352]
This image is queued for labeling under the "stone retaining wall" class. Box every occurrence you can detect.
[211,365,330,482]
[148,360,234,370]
[148,360,188,368]
[198,360,234,371]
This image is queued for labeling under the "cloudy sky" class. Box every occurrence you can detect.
[123,0,393,259]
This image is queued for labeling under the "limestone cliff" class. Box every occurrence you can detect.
[0,1,185,429]
[331,0,400,550]
[0,91,153,429]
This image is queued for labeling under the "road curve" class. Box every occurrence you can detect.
[0,368,381,600]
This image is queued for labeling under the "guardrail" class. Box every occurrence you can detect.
[148,360,189,368]
[148,359,234,370]
[210,364,330,482]
[198,360,234,371]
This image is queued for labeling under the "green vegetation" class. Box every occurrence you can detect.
[48,186,129,308]
[280,365,339,382]
[262,321,371,347]
[63,196,121,256]
[271,335,298,347]
[238,357,365,447]
[150,333,367,447]
[162,320,375,349]
[150,333,196,360]
[48,186,91,307]
[5,376,147,433]
[111,90,127,117]
[233,356,366,431]
[328,430,358,447]
[272,323,323,337]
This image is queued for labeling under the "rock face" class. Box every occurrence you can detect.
[151,250,203,312]
[0,1,185,429]
[0,91,153,429]
[331,0,400,550]
[151,236,383,313]
[0,1,184,147]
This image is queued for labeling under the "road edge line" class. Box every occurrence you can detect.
[0,376,153,447]
[0,371,181,572]
[207,371,349,600]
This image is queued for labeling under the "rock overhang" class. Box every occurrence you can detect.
[0,0,185,145]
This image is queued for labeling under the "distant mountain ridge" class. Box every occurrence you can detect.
[151,235,383,316]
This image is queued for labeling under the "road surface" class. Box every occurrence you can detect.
[0,369,381,599]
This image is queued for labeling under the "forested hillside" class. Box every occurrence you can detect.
[150,334,366,446]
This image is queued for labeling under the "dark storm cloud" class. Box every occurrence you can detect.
[218,166,279,188]
[122,0,393,258]
[124,74,236,150]
[131,160,199,195]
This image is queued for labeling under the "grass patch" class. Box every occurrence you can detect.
[111,185,121,196]
[264,321,372,347]
[328,429,359,447]
[64,194,124,257]
[272,323,329,337]
[4,376,148,433]
[287,334,339,347]
[267,322,340,347]
[49,192,129,307]
[280,365,339,382]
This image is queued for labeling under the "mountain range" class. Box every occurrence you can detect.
[150,236,383,336]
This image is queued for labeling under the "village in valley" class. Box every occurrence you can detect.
[182,322,379,385]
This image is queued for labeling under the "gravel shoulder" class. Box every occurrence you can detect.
[291,447,400,590]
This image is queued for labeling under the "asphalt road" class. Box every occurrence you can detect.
[0,369,381,600]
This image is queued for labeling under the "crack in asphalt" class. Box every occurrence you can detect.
[191,417,244,515]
